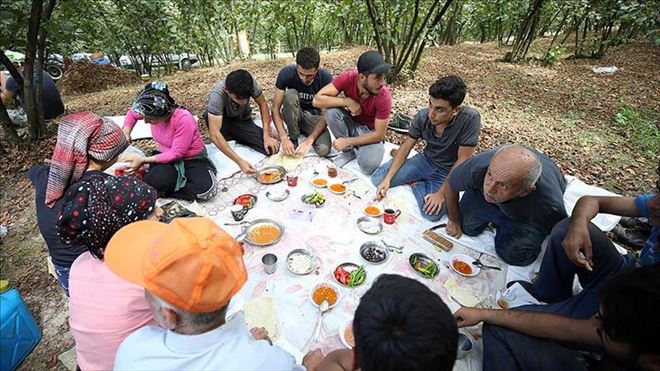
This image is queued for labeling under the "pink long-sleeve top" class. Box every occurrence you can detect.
[123,107,205,163]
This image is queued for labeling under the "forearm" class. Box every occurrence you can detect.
[140,155,158,164]
[122,126,133,142]
[304,115,327,142]
[313,95,350,109]
[210,132,245,166]
[383,143,414,182]
[259,105,272,139]
[271,107,288,140]
[345,130,384,147]
[479,309,597,345]
[271,115,288,141]
[445,185,461,222]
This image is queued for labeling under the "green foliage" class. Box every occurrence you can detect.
[542,45,565,65]
[614,106,660,158]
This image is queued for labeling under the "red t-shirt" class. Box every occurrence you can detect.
[331,70,392,130]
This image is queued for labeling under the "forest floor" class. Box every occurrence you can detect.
[1,39,658,369]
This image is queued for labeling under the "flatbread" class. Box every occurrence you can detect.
[443,277,481,307]
[243,297,280,341]
[264,153,303,172]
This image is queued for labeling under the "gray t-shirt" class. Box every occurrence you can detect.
[408,106,481,170]
[448,147,567,229]
[207,78,263,121]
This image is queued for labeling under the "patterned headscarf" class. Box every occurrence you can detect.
[45,112,128,207]
[131,81,177,118]
[57,174,158,260]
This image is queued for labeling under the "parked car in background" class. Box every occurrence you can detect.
[119,53,198,72]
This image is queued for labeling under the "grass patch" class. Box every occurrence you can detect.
[614,106,659,158]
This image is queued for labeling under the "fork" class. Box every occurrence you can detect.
[471,253,502,271]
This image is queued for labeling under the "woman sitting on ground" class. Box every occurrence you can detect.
[28,111,128,296]
[58,174,162,371]
[122,81,218,201]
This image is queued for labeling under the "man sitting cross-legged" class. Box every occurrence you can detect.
[105,217,322,370]
[205,69,283,173]
[371,76,481,221]
[313,50,392,174]
[455,263,660,371]
[444,145,567,266]
[272,47,333,157]
[317,274,458,371]
[512,163,660,319]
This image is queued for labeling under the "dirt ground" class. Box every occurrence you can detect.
[0,39,658,369]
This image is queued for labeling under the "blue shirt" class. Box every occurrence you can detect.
[275,65,332,114]
[635,194,659,266]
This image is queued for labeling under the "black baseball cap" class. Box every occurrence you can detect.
[357,51,391,75]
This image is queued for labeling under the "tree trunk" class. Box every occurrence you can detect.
[545,11,569,55]
[0,98,20,143]
[34,0,56,135]
[509,0,545,62]
[24,0,46,140]
[0,51,24,87]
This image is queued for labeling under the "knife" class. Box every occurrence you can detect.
[428,223,447,232]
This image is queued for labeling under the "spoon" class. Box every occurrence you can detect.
[342,178,358,185]
[224,220,250,226]
[471,253,502,271]
[304,300,330,351]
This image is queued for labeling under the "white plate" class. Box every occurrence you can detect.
[327,183,348,195]
[266,189,290,202]
[310,177,328,188]
[339,319,354,349]
[449,254,481,277]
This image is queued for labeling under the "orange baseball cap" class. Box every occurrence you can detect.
[104,217,247,313]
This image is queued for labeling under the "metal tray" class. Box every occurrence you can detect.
[239,219,285,246]
[255,165,287,184]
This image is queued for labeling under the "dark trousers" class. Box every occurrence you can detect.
[221,117,268,155]
[516,218,630,319]
[460,189,548,266]
[144,158,216,201]
[483,324,588,371]
[203,110,268,155]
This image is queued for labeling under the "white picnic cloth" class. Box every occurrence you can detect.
[108,115,624,371]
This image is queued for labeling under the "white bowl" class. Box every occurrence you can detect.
[362,203,384,217]
[310,177,328,188]
[339,319,355,349]
[309,283,342,309]
[327,183,348,195]
[449,254,481,277]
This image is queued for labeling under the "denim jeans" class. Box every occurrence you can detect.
[371,153,448,221]
[515,218,635,319]
[54,264,70,297]
[459,189,548,266]
[325,108,384,174]
[482,324,588,371]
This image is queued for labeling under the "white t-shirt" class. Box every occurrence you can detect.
[113,312,305,370]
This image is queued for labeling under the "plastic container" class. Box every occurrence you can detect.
[0,281,41,371]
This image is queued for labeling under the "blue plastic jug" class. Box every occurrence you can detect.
[0,282,41,371]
